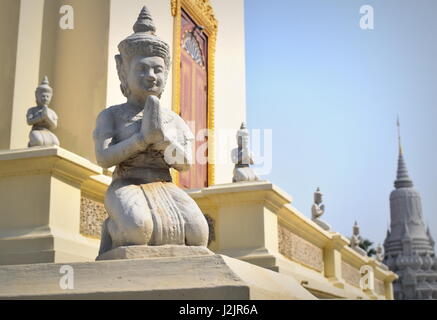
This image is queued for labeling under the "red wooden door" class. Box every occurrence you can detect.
[179,9,208,189]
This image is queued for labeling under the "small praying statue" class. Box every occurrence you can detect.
[375,243,384,262]
[311,187,331,231]
[231,122,259,183]
[93,6,208,255]
[26,76,60,147]
[350,221,366,256]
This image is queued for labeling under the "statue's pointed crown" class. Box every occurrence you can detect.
[117,6,170,69]
[314,187,323,204]
[133,6,156,33]
[237,122,249,138]
[36,76,52,93]
[353,221,360,235]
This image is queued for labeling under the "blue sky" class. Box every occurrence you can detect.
[245,0,437,245]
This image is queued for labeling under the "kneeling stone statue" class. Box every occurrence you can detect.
[93,7,208,256]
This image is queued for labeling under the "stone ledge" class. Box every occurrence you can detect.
[0,254,316,300]
[96,245,214,261]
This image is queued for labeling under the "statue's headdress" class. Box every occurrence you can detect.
[236,122,249,138]
[35,76,53,94]
[314,187,323,204]
[116,6,171,97]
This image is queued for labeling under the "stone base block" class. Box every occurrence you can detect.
[0,254,316,300]
[96,245,214,261]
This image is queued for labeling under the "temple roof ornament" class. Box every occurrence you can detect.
[383,118,437,299]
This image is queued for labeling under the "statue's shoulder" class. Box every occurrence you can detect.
[94,104,125,138]
[96,104,127,124]
[98,104,123,117]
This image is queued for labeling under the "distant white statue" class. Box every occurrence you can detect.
[311,187,331,231]
[231,122,259,183]
[376,243,384,262]
[26,76,60,147]
[350,221,366,256]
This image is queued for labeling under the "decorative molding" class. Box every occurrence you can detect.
[80,196,107,239]
[278,224,325,273]
[171,0,217,187]
[341,261,361,288]
[182,32,205,67]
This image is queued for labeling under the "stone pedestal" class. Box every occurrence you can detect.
[189,181,288,271]
[96,245,214,261]
[0,146,110,265]
[0,254,316,300]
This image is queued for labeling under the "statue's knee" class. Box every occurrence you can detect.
[122,213,154,244]
[185,218,209,246]
[29,131,44,146]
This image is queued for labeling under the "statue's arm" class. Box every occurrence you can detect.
[93,109,147,168]
[26,108,43,126]
[142,96,194,172]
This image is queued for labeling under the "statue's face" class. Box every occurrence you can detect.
[126,55,166,98]
[36,90,52,106]
[314,193,322,204]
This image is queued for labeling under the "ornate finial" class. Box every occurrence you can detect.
[133,6,156,33]
[41,76,49,86]
[35,75,53,94]
[394,118,413,189]
[397,115,403,156]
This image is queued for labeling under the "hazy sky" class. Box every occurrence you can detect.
[245,0,437,245]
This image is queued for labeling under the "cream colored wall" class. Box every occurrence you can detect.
[0,0,111,161]
[48,0,110,163]
[0,0,247,183]
[211,0,247,184]
[106,0,174,111]
[0,0,20,149]
[0,0,45,150]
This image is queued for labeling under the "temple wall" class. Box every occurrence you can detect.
[210,0,246,184]
[0,0,20,149]
[0,0,45,150]
[0,0,246,184]
[106,0,174,112]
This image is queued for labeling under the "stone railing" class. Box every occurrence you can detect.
[0,146,397,299]
[0,146,109,265]
[188,181,398,300]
